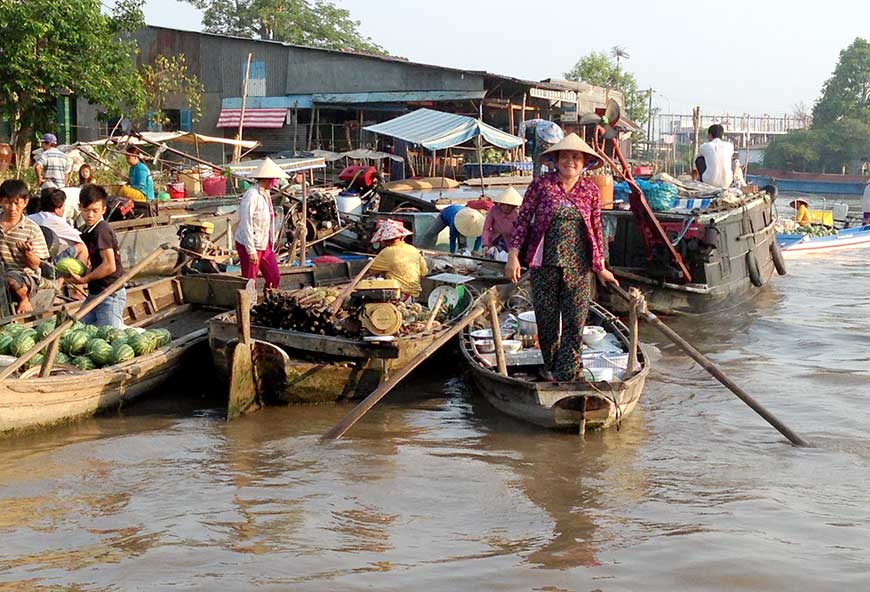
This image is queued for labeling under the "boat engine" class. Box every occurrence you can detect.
[348,279,403,336]
[176,220,225,274]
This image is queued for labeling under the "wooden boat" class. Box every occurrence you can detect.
[599,191,781,315]
[777,225,870,255]
[748,169,869,196]
[0,276,216,435]
[208,296,459,405]
[460,294,649,432]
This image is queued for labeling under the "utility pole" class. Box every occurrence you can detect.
[646,88,653,155]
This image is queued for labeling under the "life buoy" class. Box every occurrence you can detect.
[746,250,763,287]
[770,241,787,276]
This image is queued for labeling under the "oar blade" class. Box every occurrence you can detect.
[227,342,256,421]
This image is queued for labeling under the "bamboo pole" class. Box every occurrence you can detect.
[487,293,507,377]
[234,53,253,164]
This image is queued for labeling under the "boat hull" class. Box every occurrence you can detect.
[208,313,444,403]
[777,226,870,255]
[748,173,868,196]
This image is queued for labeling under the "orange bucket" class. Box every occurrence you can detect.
[590,174,614,209]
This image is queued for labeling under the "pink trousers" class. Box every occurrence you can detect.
[236,242,280,289]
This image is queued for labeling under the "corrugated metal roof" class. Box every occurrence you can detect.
[312,90,486,104]
[364,108,523,151]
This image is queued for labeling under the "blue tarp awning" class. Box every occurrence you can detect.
[363,108,523,151]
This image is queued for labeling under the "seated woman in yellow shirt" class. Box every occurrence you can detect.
[791,198,811,227]
[368,219,428,299]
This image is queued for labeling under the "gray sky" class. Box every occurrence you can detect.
[138,0,869,117]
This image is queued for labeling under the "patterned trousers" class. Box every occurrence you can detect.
[530,266,592,381]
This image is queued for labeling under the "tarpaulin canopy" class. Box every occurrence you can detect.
[227,156,326,177]
[364,108,523,151]
[78,131,259,149]
[216,108,287,129]
[311,149,404,163]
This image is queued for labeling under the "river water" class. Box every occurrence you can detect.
[1,250,869,591]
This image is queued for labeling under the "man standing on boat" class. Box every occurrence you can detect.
[235,158,285,290]
[697,124,734,189]
[33,133,69,190]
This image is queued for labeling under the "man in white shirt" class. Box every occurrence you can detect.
[27,187,87,262]
[697,124,734,189]
[33,133,70,189]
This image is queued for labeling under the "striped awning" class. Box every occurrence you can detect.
[216,108,287,129]
[364,108,523,151]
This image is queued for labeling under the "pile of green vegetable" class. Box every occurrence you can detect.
[798,225,837,238]
[0,321,172,371]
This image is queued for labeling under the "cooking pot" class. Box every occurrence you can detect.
[517,311,537,336]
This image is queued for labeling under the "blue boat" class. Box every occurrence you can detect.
[777,225,870,255]
[748,171,869,196]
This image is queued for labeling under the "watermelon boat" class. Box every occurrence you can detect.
[777,225,870,255]
[0,277,212,435]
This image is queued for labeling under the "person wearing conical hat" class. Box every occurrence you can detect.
[438,204,485,254]
[789,198,811,227]
[368,219,428,299]
[234,157,287,289]
[505,133,619,382]
[482,185,522,256]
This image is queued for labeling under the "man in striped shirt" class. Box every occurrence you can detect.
[1,179,50,313]
[34,133,69,189]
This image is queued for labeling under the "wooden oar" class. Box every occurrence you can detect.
[0,244,171,380]
[227,287,256,421]
[322,292,490,441]
[609,284,809,447]
[327,256,375,317]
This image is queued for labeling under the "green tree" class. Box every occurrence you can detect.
[811,38,869,127]
[0,0,147,163]
[141,54,205,130]
[564,51,649,128]
[763,129,820,171]
[185,0,386,54]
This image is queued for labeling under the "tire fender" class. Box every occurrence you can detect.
[770,241,787,276]
[746,250,764,287]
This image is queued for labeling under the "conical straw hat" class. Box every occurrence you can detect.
[540,133,603,169]
[454,206,485,238]
[492,186,523,206]
[251,157,289,179]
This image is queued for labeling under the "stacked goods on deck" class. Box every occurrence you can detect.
[249,287,445,337]
[0,321,175,372]
[251,287,355,337]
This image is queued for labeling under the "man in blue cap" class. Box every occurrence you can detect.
[34,133,69,189]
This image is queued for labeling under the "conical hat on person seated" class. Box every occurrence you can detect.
[454,206,485,238]
[251,157,289,179]
[492,186,523,206]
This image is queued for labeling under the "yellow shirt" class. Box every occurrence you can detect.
[796,204,811,227]
[369,242,428,297]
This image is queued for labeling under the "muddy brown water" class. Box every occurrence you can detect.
[1,250,868,591]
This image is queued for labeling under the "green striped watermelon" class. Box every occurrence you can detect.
[152,328,172,347]
[1,323,24,336]
[71,355,96,371]
[55,351,71,366]
[104,328,126,344]
[124,328,141,339]
[0,333,13,355]
[83,324,100,337]
[127,334,152,356]
[111,343,135,364]
[56,257,87,276]
[25,353,45,369]
[61,330,90,355]
[11,333,36,357]
[35,320,56,340]
[19,328,37,342]
[86,339,114,366]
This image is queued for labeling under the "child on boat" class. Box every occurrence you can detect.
[66,184,127,327]
[0,179,50,313]
[368,219,428,300]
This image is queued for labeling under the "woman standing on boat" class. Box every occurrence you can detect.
[505,133,619,382]
[235,158,286,290]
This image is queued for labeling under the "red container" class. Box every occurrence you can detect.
[338,165,377,188]
[633,165,652,177]
[203,175,227,196]
[167,182,186,200]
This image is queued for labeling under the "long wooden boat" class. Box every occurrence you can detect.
[0,276,216,435]
[208,301,457,405]
[461,297,648,431]
[777,225,870,255]
[747,170,869,196]
[599,191,781,315]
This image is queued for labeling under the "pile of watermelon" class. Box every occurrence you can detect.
[0,321,173,372]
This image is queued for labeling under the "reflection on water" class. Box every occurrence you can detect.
[1,252,870,589]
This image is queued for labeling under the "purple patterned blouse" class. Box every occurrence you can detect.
[509,172,605,272]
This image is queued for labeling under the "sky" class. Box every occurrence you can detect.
[133,0,869,117]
